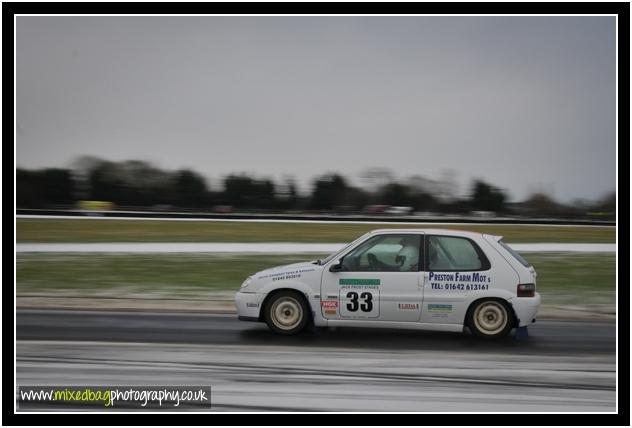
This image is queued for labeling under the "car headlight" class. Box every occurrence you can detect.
[240,276,253,289]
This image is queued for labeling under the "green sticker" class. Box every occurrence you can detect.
[339,278,381,286]
[428,304,453,313]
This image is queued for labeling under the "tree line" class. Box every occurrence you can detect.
[16,157,615,219]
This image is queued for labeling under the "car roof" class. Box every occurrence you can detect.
[368,228,486,239]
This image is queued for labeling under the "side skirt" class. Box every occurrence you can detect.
[324,319,464,333]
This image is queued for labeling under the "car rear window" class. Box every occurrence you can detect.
[498,240,531,267]
[427,236,490,271]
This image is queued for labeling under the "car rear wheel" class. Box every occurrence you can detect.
[264,291,309,335]
[467,299,514,339]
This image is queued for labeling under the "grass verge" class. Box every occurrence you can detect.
[17,219,615,243]
[16,253,615,313]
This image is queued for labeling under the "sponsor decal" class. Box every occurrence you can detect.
[427,304,453,313]
[398,303,419,310]
[258,267,316,280]
[339,278,380,286]
[429,272,490,282]
[324,309,337,315]
[321,300,339,309]
[431,312,449,319]
[428,271,491,291]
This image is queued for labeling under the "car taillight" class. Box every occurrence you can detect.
[517,283,535,297]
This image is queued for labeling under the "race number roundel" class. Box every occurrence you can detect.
[339,278,380,318]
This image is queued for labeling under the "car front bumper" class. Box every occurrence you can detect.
[234,291,266,321]
[509,292,542,327]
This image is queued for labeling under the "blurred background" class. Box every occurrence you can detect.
[15,11,617,344]
[15,14,617,412]
[16,16,616,220]
[15,14,616,315]
[16,157,616,220]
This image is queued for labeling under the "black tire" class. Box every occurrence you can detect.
[466,299,514,339]
[264,291,309,335]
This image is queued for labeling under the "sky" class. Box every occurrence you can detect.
[15,15,616,202]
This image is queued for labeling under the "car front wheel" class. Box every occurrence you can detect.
[264,291,309,335]
[467,299,514,339]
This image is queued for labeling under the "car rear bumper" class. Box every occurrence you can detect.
[509,292,541,327]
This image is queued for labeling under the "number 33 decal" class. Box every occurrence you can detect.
[346,291,373,312]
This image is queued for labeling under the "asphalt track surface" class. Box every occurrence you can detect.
[16,310,616,412]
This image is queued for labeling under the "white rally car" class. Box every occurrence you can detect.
[235,229,541,339]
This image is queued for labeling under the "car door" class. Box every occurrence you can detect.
[320,233,424,322]
[420,235,492,324]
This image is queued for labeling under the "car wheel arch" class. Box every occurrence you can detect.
[464,296,518,329]
[259,287,314,322]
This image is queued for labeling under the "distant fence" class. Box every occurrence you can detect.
[15,209,616,226]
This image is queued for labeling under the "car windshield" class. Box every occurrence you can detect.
[319,232,372,265]
[498,239,531,267]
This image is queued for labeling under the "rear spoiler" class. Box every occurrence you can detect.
[483,234,503,241]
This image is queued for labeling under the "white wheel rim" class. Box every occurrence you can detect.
[474,301,507,335]
[271,297,303,330]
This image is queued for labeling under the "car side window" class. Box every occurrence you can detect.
[427,236,490,271]
[341,234,422,272]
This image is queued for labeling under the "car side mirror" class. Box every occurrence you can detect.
[329,259,343,272]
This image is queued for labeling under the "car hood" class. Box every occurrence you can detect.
[255,261,322,279]
[255,262,322,277]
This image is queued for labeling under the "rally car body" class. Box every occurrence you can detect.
[235,229,540,339]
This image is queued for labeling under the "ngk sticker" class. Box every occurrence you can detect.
[321,300,338,308]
